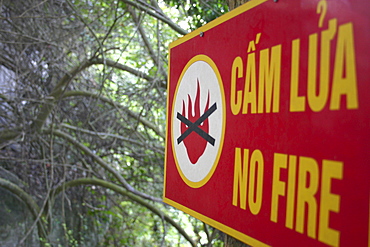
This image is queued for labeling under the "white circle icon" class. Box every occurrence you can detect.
[171,55,226,188]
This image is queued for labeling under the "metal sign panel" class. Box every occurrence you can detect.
[163,0,370,246]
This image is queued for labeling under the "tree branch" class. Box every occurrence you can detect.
[91,57,155,82]
[0,128,22,144]
[119,0,188,35]
[62,90,165,139]
[0,178,47,244]
[1,56,163,143]
[46,129,163,203]
[31,59,93,132]
[60,123,164,155]
[51,177,197,247]
[31,57,158,133]
[127,7,167,80]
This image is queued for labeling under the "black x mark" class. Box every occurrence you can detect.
[177,102,217,146]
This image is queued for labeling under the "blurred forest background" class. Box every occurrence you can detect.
[0,0,249,246]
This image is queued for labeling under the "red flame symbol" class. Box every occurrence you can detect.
[181,79,210,164]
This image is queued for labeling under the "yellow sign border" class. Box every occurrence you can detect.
[163,197,271,247]
[164,0,271,246]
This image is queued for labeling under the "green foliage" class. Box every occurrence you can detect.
[163,0,228,29]
[0,0,227,246]
[62,223,80,247]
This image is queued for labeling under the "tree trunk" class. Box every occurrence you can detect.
[227,0,251,10]
[222,1,252,246]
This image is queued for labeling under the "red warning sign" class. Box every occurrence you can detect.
[163,0,370,246]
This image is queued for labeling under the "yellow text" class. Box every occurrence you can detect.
[232,148,264,215]
[230,38,282,115]
[271,153,343,247]
[290,21,358,112]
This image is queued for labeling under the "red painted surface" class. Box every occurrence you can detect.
[164,0,370,246]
